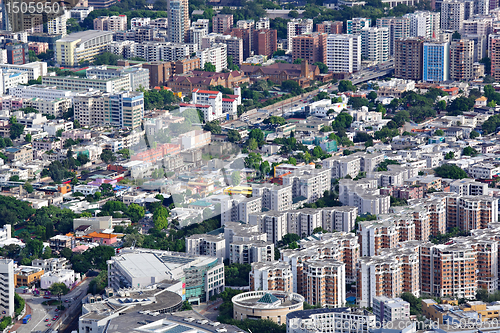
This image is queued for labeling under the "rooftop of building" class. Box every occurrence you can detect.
[57,30,114,43]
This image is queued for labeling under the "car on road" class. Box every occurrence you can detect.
[64,300,70,303]
[47,323,52,327]
[45,318,49,322]
[55,309,59,312]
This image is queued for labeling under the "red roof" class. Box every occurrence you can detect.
[179,103,211,108]
[223,98,236,102]
[192,89,220,95]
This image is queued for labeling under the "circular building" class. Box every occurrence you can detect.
[232,291,304,324]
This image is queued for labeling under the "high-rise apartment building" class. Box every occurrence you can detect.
[287,19,314,52]
[423,40,450,82]
[376,16,410,56]
[228,28,252,60]
[441,0,465,31]
[168,0,190,43]
[317,21,343,34]
[404,11,441,38]
[93,15,127,31]
[360,27,389,63]
[490,35,500,81]
[0,259,14,317]
[457,196,498,230]
[357,247,420,308]
[196,43,227,72]
[255,18,270,30]
[252,184,293,212]
[253,29,278,58]
[303,259,346,307]
[450,39,474,81]
[48,11,69,35]
[326,34,361,73]
[73,91,144,129]
[420,243,477,299]
[347,17,372,34]
[250,261,294,292]
[291,33,327,68]
[395,37,424,80]
[212,14,233,34]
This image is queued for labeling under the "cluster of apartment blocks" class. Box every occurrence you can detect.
[248,221,500,311]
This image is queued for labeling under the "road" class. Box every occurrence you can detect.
[226,62,395,129]
[17,279,89,333]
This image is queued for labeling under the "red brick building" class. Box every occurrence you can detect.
[316,21,343,34]
[253,29,278,58]
[292,33,327,64]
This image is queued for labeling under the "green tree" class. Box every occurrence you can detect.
[24,133,32,142]
[338,80,357,92]
[247,138,258,150]
[9,116,25,139]
[56,128,64,137]
[49,282,69,295]
[436,100,446,110]
[470,130,480,139]
[231,171,241,185]
[462,146,478,157]
[367,91,377,101]
[154,215,168,230]
[435,129,444,136]
[9,175,20,182]
[23,182,33,193]
[127,203,145,223]
[181,301,193,311]
[444,151,454,160]
[434,164,468,179]
[452,31,461,40]
[313,62,328,74]
[100,149,116,164]
[204,62,216,72]
[227,129,241,143]
[293,58,303,64]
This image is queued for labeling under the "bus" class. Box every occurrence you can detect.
[22,314,31,324]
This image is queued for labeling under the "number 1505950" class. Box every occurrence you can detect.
[5,1,63,14]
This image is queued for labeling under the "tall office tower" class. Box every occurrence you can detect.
[253,29,278,57]
[287,18,313,51]
[441,0,465,31]
[0,259,14,317]
[464,0,475,18]
[346,17,372,34]
[292,32,327,64]
[168,0,190,43]
[491,35,500,80]
[395,37,424,80]
[360,27,389,63]
[376,16,410,56]
[405,11,441,38]
[317,21,343,34]
[326,34,361,73]
[423,40,450,82]
[212,14,233,34]
[450,39,474,81]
